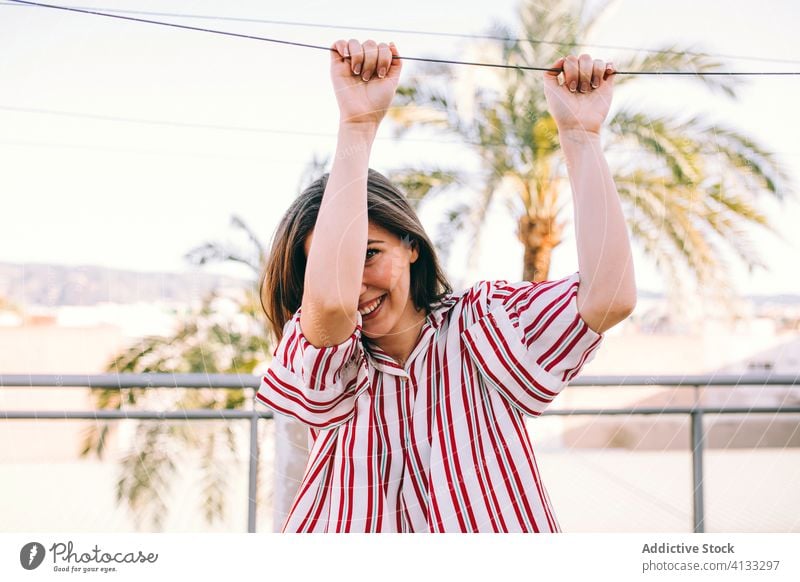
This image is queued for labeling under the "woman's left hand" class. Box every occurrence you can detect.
[543,55,614,136]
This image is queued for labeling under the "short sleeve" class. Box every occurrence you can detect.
[255,310,369,429]
[461,272,602,417]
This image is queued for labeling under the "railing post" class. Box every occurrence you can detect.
[690,398,705,533]
[247,410,259,533]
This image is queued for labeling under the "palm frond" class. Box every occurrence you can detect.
[705,182,770,228]
[230,215,267,267]
[86,289,269,527]
[183,213,264,276]
[183,243,260,276]
[626,215,688,299]
[615,167,777,303]
[610,109,789,207]
[616,172,718,283]
[431,201,472,271]
[80,422,112,459]
[702,182,773,272]
[463,171,506,276]
[199,429,229,526]
[117,421,177,531]
[297,153,331,192]
[511,0,581,64]
[385,166,475,271]
[609,110,704,184]
[389,61,459,137]
[612,46,741,97]
[580,0,623,38]
[386,167,466,209]
[690,119,792,198]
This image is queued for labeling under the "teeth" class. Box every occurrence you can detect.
[358,295,385,315]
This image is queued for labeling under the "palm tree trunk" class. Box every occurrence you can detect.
[518,213,562,282]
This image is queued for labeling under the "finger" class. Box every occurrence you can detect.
[376,42,392,79]
[544,56,566,84]
[385,42,403,80]
[563,55,578,93]
[347,38,362,76]
[578,53,593,93]
[592,59,604,89]
[361,39,379,82]
[330,39,349,62]
[603,61,616,84]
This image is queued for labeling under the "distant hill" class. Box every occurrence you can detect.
[749,294,800,306]
[1,261,796,311]
[0,262,250,307]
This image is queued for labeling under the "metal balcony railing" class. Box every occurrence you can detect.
[1,373,798,533]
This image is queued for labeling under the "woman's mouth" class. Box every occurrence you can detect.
[358,294,386,321]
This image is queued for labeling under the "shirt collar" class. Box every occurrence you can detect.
[361,295,457,377]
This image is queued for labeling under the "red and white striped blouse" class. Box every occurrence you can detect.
[256,272,603,532]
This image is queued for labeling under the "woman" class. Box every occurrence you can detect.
[257,39,636,532]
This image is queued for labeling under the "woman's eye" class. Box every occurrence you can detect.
[366,249,379,260]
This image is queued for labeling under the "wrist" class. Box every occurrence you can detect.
[338,121,379,140]
[334,123,377,162]
[558,127,602,145]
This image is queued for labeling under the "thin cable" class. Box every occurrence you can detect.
[7,0,800,76]
[4,104,800,158]
[0,104,469,145]
[0,138,310,163]
[0,105,337,138]
[3,0,800,66]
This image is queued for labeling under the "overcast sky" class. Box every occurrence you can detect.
[1,0,798,297]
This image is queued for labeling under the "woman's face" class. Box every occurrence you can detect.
[304,222,420,339]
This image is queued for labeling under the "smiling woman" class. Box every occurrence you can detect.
[262,169,452,365]
[309,223,424,357]
[255,39,633,533]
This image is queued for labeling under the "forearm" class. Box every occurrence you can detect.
[303,123,377,313]
[560,130,637,320]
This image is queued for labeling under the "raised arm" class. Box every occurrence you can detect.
[543,55,637,334]
[300,39,402,348]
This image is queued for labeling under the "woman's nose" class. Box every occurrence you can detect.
[361,282,368,295]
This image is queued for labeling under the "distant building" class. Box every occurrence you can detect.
[552,307,800,451]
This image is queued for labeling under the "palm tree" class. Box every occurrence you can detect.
[80,216,272,531]
[387,0,790,314]
[78,151,333,531]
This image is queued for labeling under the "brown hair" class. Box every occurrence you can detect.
[260,168,452,344]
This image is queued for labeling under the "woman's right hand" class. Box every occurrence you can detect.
[330,39,402,129]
